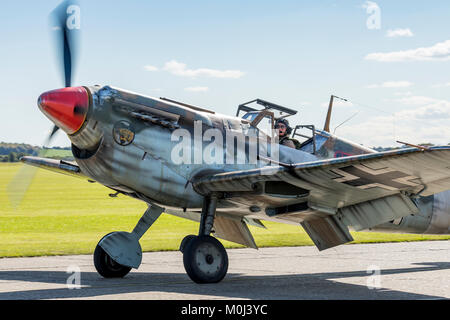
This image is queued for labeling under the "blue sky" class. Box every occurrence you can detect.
[1,0,449,147]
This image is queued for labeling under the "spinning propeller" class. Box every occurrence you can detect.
[7,0,82,207]
[46,0,81,140]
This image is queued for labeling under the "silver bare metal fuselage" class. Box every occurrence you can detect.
[69,85,316,211]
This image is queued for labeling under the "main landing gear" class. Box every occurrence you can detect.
[93,203,164,278]
[93,194,228,284]
[180,194,228,284]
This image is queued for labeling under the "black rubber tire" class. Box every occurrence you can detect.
[93,244,132,278]
[183,235,228,284]
[179,235,197,253]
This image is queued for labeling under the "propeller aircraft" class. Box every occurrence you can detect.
[10,1,450,284]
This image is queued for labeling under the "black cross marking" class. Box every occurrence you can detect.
[332,165,419,190]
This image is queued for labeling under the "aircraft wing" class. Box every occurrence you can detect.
[21,156,89,180]
[193,147,450,250]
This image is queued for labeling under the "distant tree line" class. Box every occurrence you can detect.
[0,142,71,162]
[0,152,28,163]
[0,143,40,156]
[373,143,437,152]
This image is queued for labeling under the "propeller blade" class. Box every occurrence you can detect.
[8,1,82,208]
[48,125,60,143]
[49,0,81,88]
[62,27,72,87]
[6,127,60,209]
[6,160,40,209]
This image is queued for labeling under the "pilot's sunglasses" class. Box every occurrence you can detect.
[275,124,286,129]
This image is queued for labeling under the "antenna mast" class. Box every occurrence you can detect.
[323,95,348,132]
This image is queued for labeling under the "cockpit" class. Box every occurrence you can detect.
[237,98,322,154]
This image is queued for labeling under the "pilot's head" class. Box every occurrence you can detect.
[275,118,292,137]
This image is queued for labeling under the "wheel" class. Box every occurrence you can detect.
[183,235,228,284]
[93,244,132,278]
[179,235,196,253]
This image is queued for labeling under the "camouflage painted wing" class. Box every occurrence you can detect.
[193,147,450,250]
[21,156,88,180]
[194,147,450,207]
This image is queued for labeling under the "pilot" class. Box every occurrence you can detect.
[275,118,301,149]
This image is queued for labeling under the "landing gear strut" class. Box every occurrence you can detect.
[93,203,164,278]
[181,194,229,283]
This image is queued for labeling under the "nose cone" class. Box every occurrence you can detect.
[38,87,89,135]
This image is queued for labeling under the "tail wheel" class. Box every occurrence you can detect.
[93,243,132,278]
[183,235,228,284]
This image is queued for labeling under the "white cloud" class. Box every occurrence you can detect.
[395,99,450,120]
[163,60,245,79]
[144,65,158,72]
[365,39,450,62]
[394,95,442,106]
[366,81,413,89]
[184,86,209,92]
[386,28,414,38]
[431,82,450,88]
[394,91,413,96]
[337,95,450,146]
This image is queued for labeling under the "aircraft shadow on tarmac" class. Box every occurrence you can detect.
[0,262,448,300]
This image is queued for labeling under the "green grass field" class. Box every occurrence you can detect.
[41,149,73,158]
[0,163,449,258]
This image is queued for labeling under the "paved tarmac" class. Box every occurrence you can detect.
[0,241,448,300]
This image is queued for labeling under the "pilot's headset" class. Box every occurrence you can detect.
[275,118,292,135]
